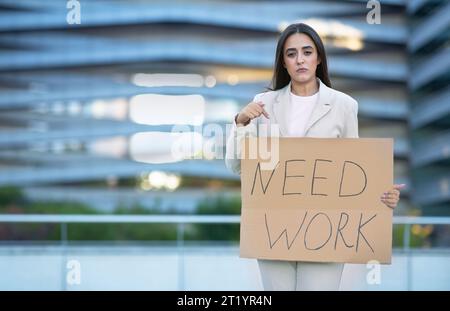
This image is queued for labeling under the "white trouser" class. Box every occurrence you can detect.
[257,259,344,291]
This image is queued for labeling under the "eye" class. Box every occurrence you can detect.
[304,51,312,56]
[287,53,296,58]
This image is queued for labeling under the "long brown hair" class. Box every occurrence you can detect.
[269,23,331,90]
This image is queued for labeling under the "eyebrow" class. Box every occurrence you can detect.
[285,46,314,53]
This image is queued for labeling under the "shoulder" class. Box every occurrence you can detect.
[252,89,278,103]
[252,86,289,108]
[327,87,358,113]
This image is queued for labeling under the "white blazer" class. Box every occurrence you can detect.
[225,78,359,175]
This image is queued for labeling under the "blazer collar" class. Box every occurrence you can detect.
[272,78,332,136]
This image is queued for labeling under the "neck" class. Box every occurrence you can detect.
[290,78,319,96]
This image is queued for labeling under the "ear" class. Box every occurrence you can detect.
[317,57,321,65]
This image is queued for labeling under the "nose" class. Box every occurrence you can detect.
[296,55,305,64]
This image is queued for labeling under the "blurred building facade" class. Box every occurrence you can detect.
[0,0,448,215]
[408,0,450,214]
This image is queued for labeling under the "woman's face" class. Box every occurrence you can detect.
[283,33,321,85]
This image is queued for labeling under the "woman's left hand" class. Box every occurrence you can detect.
[381,184,406,209]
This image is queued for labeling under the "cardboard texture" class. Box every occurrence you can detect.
[240,137,393,264]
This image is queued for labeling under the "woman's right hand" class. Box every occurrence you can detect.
[235,101,270,126]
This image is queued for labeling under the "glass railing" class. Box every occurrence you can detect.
[0,214,449,290]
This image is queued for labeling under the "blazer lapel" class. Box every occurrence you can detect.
[272,82,291,137]
[272,79,333,137]
[304,79,333,135]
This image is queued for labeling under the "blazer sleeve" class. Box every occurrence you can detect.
[343,99,359,138]
[224,95,261,175]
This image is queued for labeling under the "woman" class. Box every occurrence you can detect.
[225,23,405,291]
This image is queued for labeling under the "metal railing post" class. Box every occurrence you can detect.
[177,222,185,291]
[403,223,412,291]
[61,222,68,246]
[60,222,68,291]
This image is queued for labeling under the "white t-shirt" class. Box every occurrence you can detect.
[286,90,319,137]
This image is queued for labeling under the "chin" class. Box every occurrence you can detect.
[292,76,313,84]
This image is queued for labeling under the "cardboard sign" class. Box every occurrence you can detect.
[240,137,393,264]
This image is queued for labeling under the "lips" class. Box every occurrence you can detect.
[296,68,308,73]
